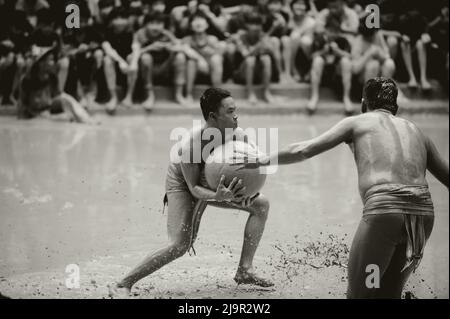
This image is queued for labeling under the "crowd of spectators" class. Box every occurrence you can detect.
[0,0,448,122]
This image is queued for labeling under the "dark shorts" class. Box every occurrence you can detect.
[347,213,434,299]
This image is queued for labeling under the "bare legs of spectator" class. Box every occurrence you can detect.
[210,54,223,88]
[340,56,354,115]
[186,59,198,104]
[308,55,353,115]
[290,34,313,81]
[270,37,283,83]
[0,52,21,105]
[401,37,431,90]
[58,56,70,94]
[280,35,294,82]
[186,54,223,104]
[261,54,275,103]
[95,49,117,114]
[307,55,324,113]
[416,39,431,90]
[138,53,155,110]
[400,37,418,88]
[244,56,258,104]
[122,54,139,109]
[173,52,187,105]
[386,36,399,60]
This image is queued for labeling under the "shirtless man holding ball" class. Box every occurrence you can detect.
[109,88,273,297]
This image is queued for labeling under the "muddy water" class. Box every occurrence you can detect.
[0,114,448,298]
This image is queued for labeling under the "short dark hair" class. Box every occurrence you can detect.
[244,12,263,25]
[290,0,311,11]
[362,77,399,115]
[200,88,232,120]
[144,11,166,25]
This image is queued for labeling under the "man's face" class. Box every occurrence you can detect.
[111,17,130,32]
[292,1,307,16]
[152,1,166,13]
[191,16,208,33]
[211,97,238,133]
[268,1,282,14]
[100,6,113,20]
[146,20,164,35]
[328,0,344,17]
[246,23,263,36]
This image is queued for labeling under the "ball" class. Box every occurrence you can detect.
[204,141,267,198]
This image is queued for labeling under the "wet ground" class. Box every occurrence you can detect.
[0,113,448,299]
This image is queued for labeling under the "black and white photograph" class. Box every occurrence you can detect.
[0,0,448,304]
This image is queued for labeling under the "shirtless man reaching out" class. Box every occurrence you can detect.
[236,77,449,298]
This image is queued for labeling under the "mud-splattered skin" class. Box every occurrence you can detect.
[350,111,428,198]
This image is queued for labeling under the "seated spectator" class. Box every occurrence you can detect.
[183,14,223,104]
[18,47,98,124]
[351,17,396,84]
[308,0,358,115]
[288,0,316,81]
[100,8,135,113]
[264,0,291,82]
[60,3,103,108]
[133,12,187,108]
[229,12,275,104]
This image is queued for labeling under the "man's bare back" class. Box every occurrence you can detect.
[350,110,429,197]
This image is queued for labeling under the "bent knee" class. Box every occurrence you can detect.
[168,241,190,258]
[251,195,270,218]
[140,53,153,66]
[260,54,271,65]
[312,55,325,68]
[210,54,223,66]
[93,49,104,61]
[300,35,313,48]
[58,57,70,70]
[386,36,398,48]
[366,59,381,71]
[340,56,352,68]
[383,58,395,70]
[174,52,187,65]
[245,55,257,66]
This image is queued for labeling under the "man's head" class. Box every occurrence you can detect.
[327,0,345,17]
[150,0,166,13]
[144,11,165,35]
[291,0,309,16]
[268,0,282,14]
[108,8,131,32]
[190,13,209,33]
[200,88,238,133]
[99,0,115,20]
[362,77,399,115]
[244,12,264,34]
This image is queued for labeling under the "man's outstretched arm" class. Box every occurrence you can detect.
[426,136,449,188]
[257,117,355,166]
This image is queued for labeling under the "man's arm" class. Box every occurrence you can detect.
[180,162,245,202]
[425,135,449,188]
[101,41,128,66]
[244,117,355,167]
